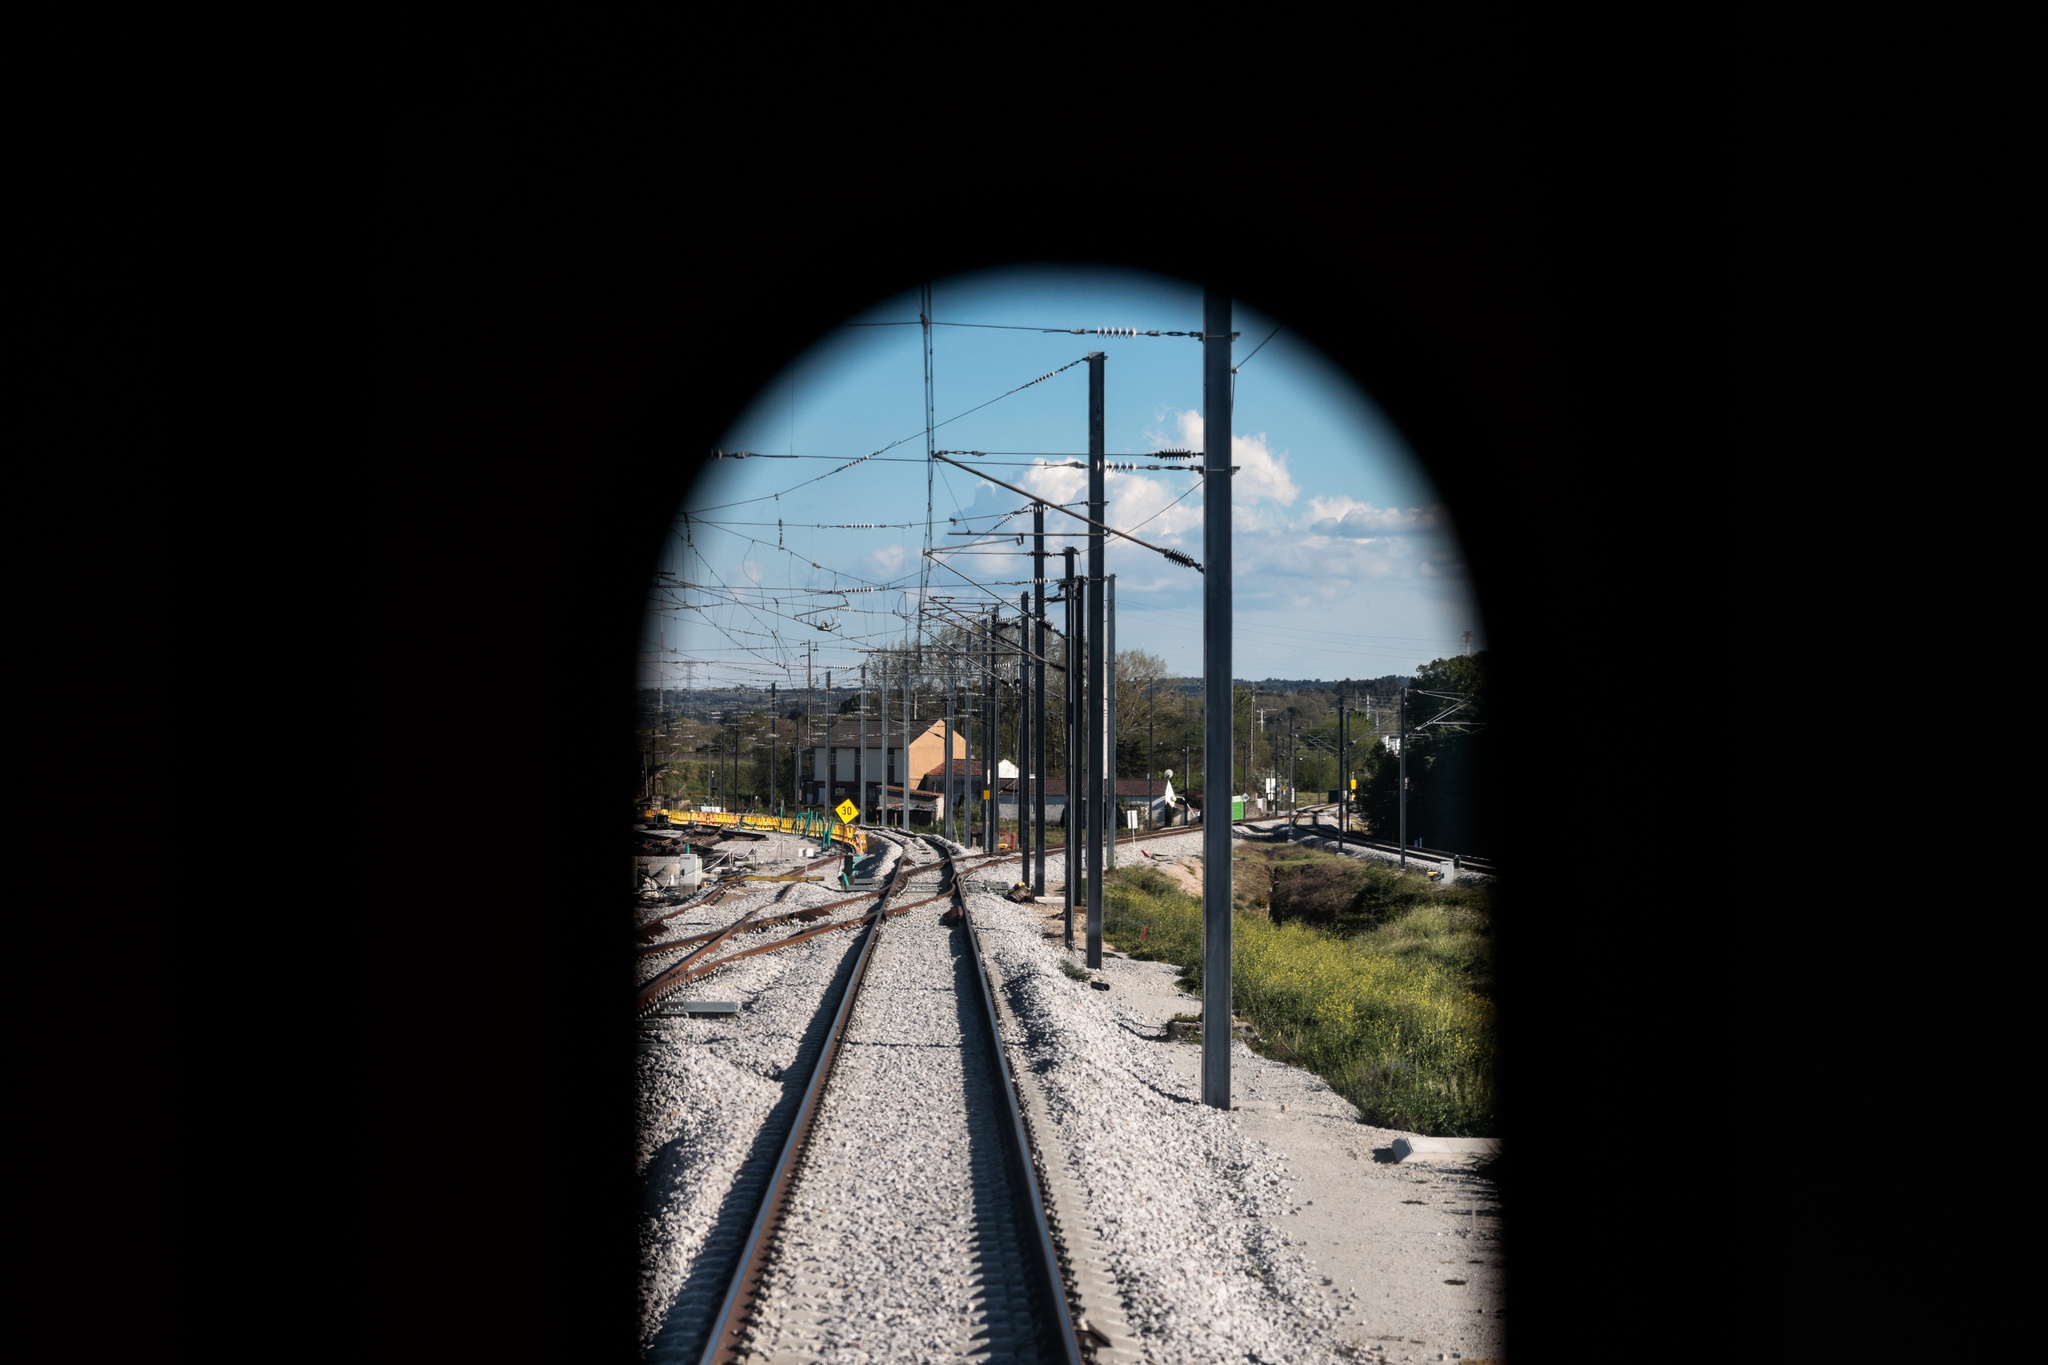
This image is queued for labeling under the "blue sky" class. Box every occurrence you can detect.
[647,266,1485,692]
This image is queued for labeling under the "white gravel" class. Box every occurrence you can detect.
[743,836,1049,1362]
[961,856,1349,1365]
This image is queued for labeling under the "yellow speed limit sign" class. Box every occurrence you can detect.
[835,799,858,823]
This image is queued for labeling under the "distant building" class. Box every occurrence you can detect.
[805,719,968,814]
[919,759,1018,817]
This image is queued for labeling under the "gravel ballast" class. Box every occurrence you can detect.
[637,826,1505,1364]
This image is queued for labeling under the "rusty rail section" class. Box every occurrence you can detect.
[636,852,844,943]
[639,846,913,1020]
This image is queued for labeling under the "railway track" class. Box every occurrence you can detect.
[645,834,1087,1364]
[1243,808,1496,876]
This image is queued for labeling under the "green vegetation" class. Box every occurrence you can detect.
[1098,850,1496,1136]
[1058,959,1091,982]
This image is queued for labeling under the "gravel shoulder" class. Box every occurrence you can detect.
[971,833,1505,1364]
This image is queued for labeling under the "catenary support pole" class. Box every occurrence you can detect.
[1086,351,1106,969]
[881,656,890,830]
[1034,504,1048,894]
[1064,545,1079,950]
[1201,286,1233,1111]
[986,607,998,852]
[1106,573,1117,870]
[1020,590,1032,881]
[944,664,956,843]
[859,663,867,826]
[1339,693,1347,836]
[902,641,911,829]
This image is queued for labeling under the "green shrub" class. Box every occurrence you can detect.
[1099,856,1496,1136]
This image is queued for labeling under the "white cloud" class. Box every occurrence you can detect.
[869,543,909,575]
[741,559,767,585]
[1153,410,1299,505]
[1021,459,1086,507]
[1106,470,1201,543]
[1304,495,1447,538]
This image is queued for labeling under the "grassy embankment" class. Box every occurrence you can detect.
[1091,844,1496,1136]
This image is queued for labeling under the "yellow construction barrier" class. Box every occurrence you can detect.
[639,809,867,854]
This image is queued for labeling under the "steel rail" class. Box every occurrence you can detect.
[944,843,1088,1365]
[695,846,920,1365]
[640,849,910,1017]
[637,882,878,958]
[634,906,772,1008]
[1259,814,1497,874]
[636,852,843,941]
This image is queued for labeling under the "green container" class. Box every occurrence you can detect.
[1231,798,1246,820]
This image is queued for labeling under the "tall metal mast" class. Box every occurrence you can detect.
[1019,591,1032,880]
[1106,574,1117,871]
[1201,287,1234,1110]
[1086,351,1106,969]
[1034,504,1048,894]
[1063,545,1079,951]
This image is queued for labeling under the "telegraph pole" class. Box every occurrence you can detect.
[1201,286,1233,1110]
[1086,351,1106,969]
[1399,686,1408,868]
[1034,504,1048,895]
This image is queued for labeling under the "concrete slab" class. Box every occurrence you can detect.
[1390,1135,1500,1163]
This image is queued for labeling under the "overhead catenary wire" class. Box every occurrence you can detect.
[694,355,1088,516]
[928,452,1202,573]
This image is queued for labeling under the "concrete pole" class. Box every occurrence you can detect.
[1086,351,1106,970]
[1201,286,1233,1110]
